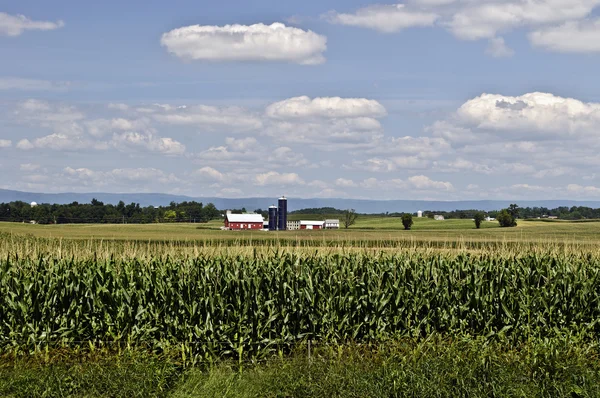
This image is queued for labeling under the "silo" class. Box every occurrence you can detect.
[268,206,278,231]
[417,211,423,218]
[277,196,288,231]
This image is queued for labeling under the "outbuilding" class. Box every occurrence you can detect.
[224,213,264,230]
[325,219,340,229]
[300,221,325,230]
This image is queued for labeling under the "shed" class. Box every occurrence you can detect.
[300,221,325,230]
[325,219,340,229]
[225,213,264,230]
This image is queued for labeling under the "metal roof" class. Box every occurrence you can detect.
[300,220,325,226]
[226,214,264,223]
[325,219,340,223]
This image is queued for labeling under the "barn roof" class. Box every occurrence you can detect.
[226,213,264,223]
[300,220,325,226]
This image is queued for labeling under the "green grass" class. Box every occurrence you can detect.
[173,337,600,398]
[2,218,600,247]
[0,352,180,398]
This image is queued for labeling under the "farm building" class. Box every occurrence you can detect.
[325,219,340,229]
[300,221,325,230]
[434,215,445,221]
[287,220,301,231]
[224,213,264,230]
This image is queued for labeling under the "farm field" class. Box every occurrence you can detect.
[1,217,599,244]
[2,220,600,397]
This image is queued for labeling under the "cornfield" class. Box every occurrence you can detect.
[2,249,600,361]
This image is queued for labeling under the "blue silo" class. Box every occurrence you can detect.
[277,196,288,231]
[268,206,278,231]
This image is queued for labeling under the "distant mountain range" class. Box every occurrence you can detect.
[1,189,599,214]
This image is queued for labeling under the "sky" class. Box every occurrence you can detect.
[1,0,600,201]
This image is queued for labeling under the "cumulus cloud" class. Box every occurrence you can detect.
[324,4,438,33]
[0,139,11,148]
[408,175,454,190]
[568,184,600,196]
[446,0,599,40]
[153,104,263,132]
[266,96,386,119]
[264,96,387,149]
[255,171,305,186]
[324,1,600,55]
[485,37,514,58]
[16,134,107,151]
[529,18,600,53]
[161,22,327,65]
[347,156,430,172]
[449,92,600,139]
[192,167,224,182]
[20,163,40,172]
[335,178,357,188]
[110,132,186,155]
[0,12,64,36]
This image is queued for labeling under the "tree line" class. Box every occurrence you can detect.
[0,200,222,224]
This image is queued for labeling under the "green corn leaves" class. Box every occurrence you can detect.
[1,251,599,361]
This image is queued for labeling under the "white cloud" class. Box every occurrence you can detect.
[324,4,438,33]
[86,118,151,137]
[264,96,387,149]
[110,132,186,155]
[485,37,514,58]
[446,0,599,40]
[192,167,224,182]
[455,92,600,138]
[266,96,386,119]
[16,139,34,150]
[365,136,450,158]
[14,100,86,138]
[108,103,130,111]
[529,18,600,53]
[323,1,600,55]
[0,139,11,148]
[0,12,64,37]
[224,137,258,152]
[17,133,107,151]
[268,146,309,167]
[255,171,305,186]
[20,163,40,172]
[335,178,357,188]
[161,22,327,65]
[348,156,430,172]
[153,104,262,132]
[0,78,71,91]
[408,175,454,190]
[567,184,600,196]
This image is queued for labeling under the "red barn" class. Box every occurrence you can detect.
[300,221,325,230]
[225,214,264,230]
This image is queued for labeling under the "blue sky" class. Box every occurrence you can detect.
[1,0,600,200]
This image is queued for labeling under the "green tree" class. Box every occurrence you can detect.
[497,209,517,228]
[474,212,485,229]
[343,209,358,229]
[401,213,414,230]
[163,210,177,222]
[508,204,520,219]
